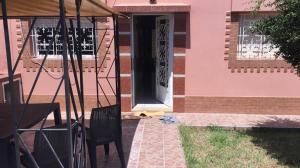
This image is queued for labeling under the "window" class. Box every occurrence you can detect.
[237,14,278,60]
[224,12,291,72]
[32,19,96,59]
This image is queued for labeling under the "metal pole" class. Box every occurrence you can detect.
[92,17,100,108]
[75,0,87,167]
[1,0,21,167]
[59,0,73,167]
[113,16,121,108]
[13,17,37,74]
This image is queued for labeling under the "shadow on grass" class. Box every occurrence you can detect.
[245,118,300,167]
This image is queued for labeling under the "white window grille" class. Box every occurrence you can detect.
[237,14,278,60]
[31,19,96,59]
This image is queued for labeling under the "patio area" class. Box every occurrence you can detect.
[22,112,300,168]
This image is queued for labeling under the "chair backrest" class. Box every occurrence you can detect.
[33,130,69,167]
[90,105,121,142]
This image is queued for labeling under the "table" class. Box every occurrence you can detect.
[0,103,62,168]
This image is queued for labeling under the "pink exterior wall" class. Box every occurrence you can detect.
[186,0,300,98]
[109,0,300,98]
[1,0,300,112]
[0,20,105,97]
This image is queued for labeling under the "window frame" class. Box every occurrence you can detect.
[31,19,96,60]
[17,18,110,72]
[237,14,279,60]
[224,12,292,73]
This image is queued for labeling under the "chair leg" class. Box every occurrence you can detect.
[87,142,97,168]
[115,139,126,168]
[104,144,109,157]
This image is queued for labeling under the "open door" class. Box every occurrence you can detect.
[155,15,173,107]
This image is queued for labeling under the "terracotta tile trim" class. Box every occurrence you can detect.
[173,76,185,95]
[18,19,110,72]
[174,55,185,74]
[113,5,191,13]
[224,12,293,73]
[185,96,300,115]
[174,97,185,112]
[120,76,131,94]
[121,96,132,112]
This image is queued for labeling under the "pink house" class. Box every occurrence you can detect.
[1,0,300,115]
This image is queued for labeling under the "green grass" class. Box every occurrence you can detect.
[179,125,300,168]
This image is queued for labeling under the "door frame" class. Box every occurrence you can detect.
[130,13,174,110]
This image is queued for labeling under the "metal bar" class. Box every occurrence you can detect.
[114,16,121,107]
[1,0,21,166]
[17,133,39,168]
[40,132,64,168]
[65,21,81,121]
[96,29,107,55]
[106,58,116,95]
[97,82,111,105]
[59,0,73,167]
[75,0,87,167]
[68,19,84,113]
[12,17,37,74]
[96,36,114,75]
[69,82,79,121]
[75,0,84,112]
[113,16,123,138]
[18,128,68,131]
[92,17,100,108]
[106,78,116,96]
[18,19,62,128]
[40,77,64,129]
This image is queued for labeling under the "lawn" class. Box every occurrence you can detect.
[179,126,300,168]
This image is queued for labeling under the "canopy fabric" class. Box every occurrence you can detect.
[0,0,117,18]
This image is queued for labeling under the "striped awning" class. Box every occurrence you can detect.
[0,0,117,18]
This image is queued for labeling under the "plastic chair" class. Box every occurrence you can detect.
[86,105,125,168]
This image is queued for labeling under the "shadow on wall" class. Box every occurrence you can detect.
[245,118,300,167]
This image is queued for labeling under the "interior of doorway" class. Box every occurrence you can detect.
[132,15,172,111]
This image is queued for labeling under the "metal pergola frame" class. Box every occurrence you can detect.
[1,0,121,167]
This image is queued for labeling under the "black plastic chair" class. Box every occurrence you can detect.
[86,105,125,168]
[21,124,75,168]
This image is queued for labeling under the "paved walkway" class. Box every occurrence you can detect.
[175,113,300,128]
[127,117,186,168]
[24,113,300,167]
[123,113,300,168]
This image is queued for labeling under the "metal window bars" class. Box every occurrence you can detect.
[0,0,121,167]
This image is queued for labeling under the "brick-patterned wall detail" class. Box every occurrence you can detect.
[121,76,131,94]
[174,55,185,74]
[120,56,131,74]
[224,12,293,73]
[120,46,131,53]
[119,17,132,112]
[186,96,300,115]
[113,5,191,13]
[173,77,185,95]
[115,14,187,112]
[18,19,111,72]
[174,97,185,112]
[173,13,187,112]
[121,96,131,112]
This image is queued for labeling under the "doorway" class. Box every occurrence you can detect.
[132,14,173,111]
